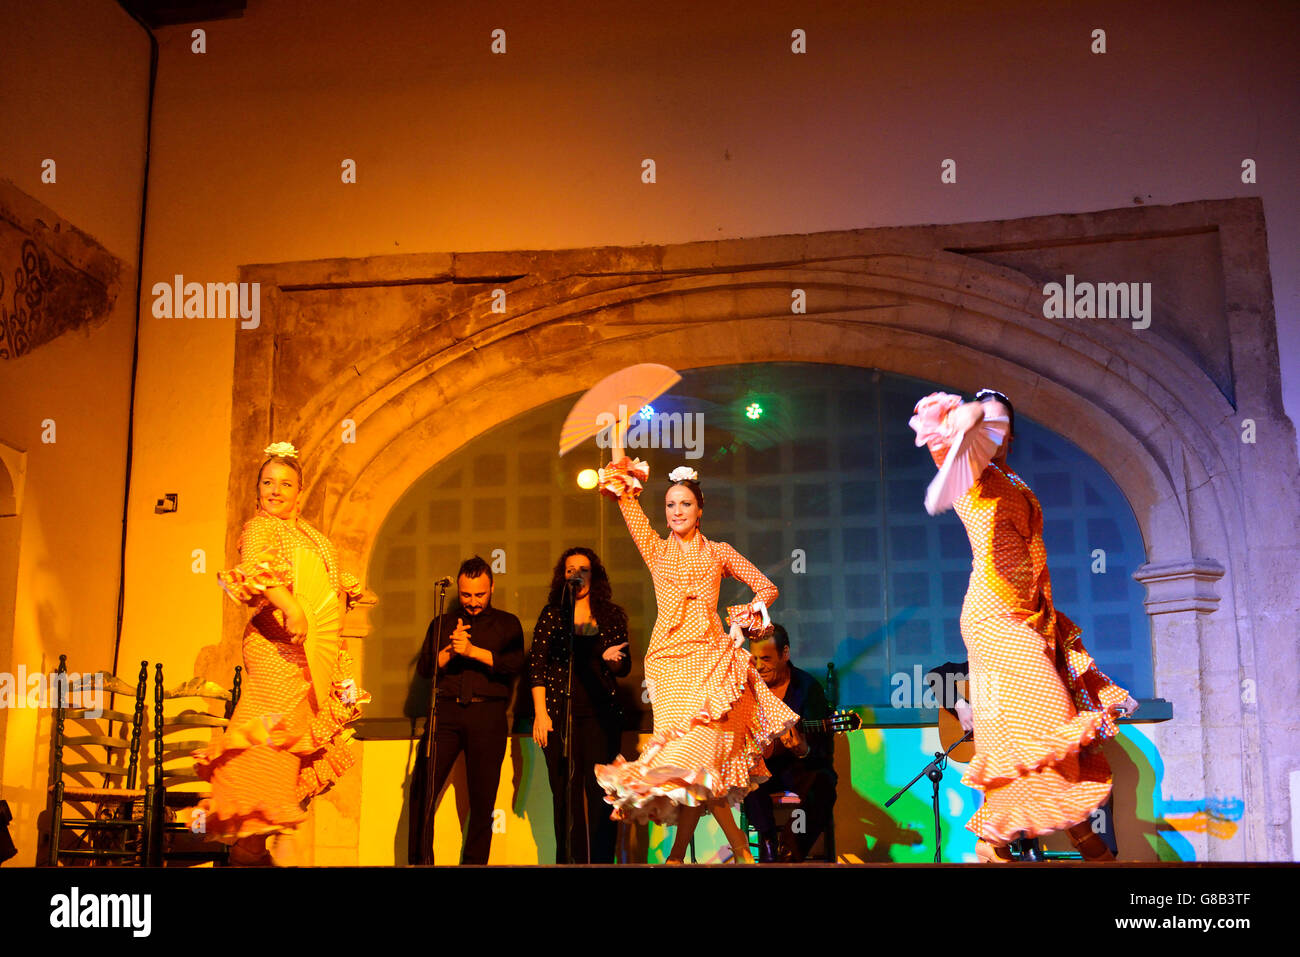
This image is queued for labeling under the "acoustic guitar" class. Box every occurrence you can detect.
[935,679,976,762]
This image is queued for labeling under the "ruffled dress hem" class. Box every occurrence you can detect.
[594,648,797,826]
[962,704,1120,843]
[968,784,1113,844]
[192,648,371,841]
[962,705,1116,790]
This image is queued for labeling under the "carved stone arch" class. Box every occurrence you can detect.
[278,255,1234,566]
[0,440,24,517]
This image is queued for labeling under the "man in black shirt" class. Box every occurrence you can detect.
[745,624,838,862]
[411,556,524,865]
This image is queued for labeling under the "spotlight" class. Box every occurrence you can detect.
[577,469,599,490]
[745,402,763,420]
[638,405,655,421]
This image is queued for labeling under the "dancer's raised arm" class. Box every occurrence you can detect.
[909,391,1010,515]
[597,418,659,559]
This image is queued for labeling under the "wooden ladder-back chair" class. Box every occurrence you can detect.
[148,662,242,866]
[46,658,152,866]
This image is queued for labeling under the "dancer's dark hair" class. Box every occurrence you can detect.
[974,388,1016,437]
[667,478,704,509]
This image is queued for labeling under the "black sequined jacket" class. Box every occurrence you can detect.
[527,602,631,726]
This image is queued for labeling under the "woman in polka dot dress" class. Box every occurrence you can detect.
[911,391,1138,862]
[593,441,799,864]
[194,443,372,865]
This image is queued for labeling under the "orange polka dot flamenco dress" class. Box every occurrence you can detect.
[911,392,1131,844]
[194,512,371,842]
[592,458,798,825]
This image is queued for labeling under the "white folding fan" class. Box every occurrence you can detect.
[923,414,1011,515]
[294,546,341,712]
[558,363,682,455]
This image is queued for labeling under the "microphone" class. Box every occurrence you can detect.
[566,573,585,586]
[434,576,453,587]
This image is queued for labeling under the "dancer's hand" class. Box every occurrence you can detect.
[1116,696,1139,718]
[947,401,984,435]
[533,710,552,748]
[955,697,974,732]
[283,600,309,642]
[602,642,628,665]
[449,618,472,656]
[611,408,630,461]
[729,622,746,649]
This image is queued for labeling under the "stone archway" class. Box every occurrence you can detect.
[224,198,1299,862]
[0,441,25,799]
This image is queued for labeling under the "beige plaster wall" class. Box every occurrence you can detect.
[0,0,151,864]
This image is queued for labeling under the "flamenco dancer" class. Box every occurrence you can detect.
[195,442,372,865]
[594,430,798,864]
[910,390,1137,862]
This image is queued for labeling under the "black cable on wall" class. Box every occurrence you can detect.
[110,5,158,677]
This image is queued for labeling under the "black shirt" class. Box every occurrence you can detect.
[767,665,836,777]
[416,603,525,702]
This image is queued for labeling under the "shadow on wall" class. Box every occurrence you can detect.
[1114,726,1240,860]
[839,726,1214,863]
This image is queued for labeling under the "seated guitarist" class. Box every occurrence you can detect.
[745,624,838,862]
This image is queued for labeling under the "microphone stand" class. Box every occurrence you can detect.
[420,578,450,865]
[885,730,973,863]
[563,575,580,865]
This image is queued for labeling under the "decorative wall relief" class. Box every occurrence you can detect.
[0,179,123,360]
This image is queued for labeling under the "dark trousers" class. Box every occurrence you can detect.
[411,698,507,865]
[542,712,621,864]
[743,763,838,859]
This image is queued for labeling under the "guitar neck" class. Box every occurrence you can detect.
[791,709,861,736]
[800,718,842,734]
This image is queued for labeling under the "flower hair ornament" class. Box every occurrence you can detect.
[264,441,299,459]
[668,466,699,483]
